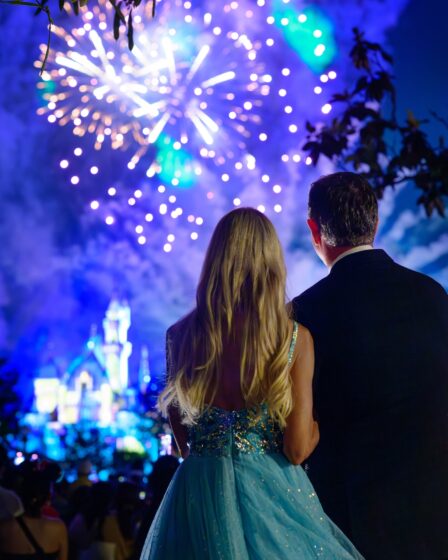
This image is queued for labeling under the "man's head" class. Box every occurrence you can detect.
[77,459,92,477]
[307,172,379,266]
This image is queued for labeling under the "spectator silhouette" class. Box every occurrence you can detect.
[131,456,179,559]
[0,460,68,559]
[0,445,23,520]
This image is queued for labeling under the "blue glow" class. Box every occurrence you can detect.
[1,0,446,470]
[272,3,337,72]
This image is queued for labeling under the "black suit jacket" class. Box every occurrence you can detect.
[292,249,448,560]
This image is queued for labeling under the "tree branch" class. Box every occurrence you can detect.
[0,0,53,74]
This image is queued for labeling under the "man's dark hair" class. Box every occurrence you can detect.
[308,172,378,247]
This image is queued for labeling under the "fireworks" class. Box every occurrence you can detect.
[38,0,271,168]
[36,0,340,248]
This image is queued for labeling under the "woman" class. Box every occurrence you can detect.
[68,482,115,560]
[132,456,180,560]
[0,462,68,560]
[141,208,363,559]
[101,482,140,560]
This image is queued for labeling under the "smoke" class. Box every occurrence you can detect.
[3,0,445,391]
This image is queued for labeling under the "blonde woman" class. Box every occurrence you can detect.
[141,208,363,559]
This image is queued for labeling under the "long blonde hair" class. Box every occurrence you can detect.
[159,208,293,427]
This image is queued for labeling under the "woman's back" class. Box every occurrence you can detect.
[0,515,67,559]
[102,514,133,560]
[168,309,293,414]
[209,336,245,410]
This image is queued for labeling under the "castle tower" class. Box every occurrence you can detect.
[138,345,151,394]
[102,299,132,393]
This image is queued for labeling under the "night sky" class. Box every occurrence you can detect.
[0,0,446,398]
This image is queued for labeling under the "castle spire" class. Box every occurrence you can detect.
[138,345,151,394]
[102,298,132,393]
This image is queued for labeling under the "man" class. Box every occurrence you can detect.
[68,459,93,496]
[292,172,448,559]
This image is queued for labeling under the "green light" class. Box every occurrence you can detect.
[37,78,56,105]
[155,134,196,188]
[272,3,336,72]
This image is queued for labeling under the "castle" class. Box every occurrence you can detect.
[32,299,151,426]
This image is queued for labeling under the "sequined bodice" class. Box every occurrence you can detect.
[188,322,297,459]
[189,404,282,458]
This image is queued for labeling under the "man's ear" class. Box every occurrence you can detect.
[307,218,321,245]
[374,218,380,238]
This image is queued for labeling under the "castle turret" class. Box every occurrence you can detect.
[138,345,151,394]
[102,299,132,393]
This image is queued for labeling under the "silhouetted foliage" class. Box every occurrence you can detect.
[303,28,448,217]
[0,0,157,72]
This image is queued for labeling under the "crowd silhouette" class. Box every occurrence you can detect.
[0,445,179,560]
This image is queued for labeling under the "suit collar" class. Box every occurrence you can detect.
[329,248,393,276]
[330,245,374,269]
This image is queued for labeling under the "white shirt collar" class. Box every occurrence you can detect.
[330,245,373,269]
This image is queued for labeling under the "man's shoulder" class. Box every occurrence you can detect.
[292,275,332,307]
[403,264,446,290]
[390,261,447,300]
[292,256,447,302]
[291,276,334,328]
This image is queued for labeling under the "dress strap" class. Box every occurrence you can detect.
[288,321,299,366]
[16,515,45,557]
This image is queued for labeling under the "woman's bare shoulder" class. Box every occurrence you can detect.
[296,323,313,343]
[288,322,314,369]
[0,518,15,533]
[42,516,67,534]
[288,320,313,341]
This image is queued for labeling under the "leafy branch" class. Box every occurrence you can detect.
[303,28,448,217]
[0,0,54,74]
[1,0,157,74]
[108,0,156,51]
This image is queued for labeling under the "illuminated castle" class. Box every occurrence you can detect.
[33,299,148,426]
[102,299,132,394]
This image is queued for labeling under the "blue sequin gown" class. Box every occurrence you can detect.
[141,325,364,559]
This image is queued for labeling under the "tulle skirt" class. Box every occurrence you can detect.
[140,451,364,559]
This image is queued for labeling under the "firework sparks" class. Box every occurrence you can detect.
[36,0,340,248]
[38,0,269,171]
